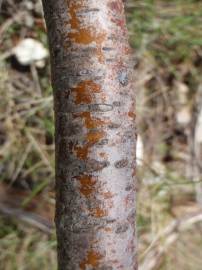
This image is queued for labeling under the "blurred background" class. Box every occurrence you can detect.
[0,0,202,269]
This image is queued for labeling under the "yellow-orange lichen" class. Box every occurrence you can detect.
[78,175,96,197]
[68,3,106,62]
[99,152,108,158]
[72,80,101,104]
[75,145,89,160]
[102,191,114,199]
[80,250,103,270]
[132,168,136,177]
[80,112,109,129]
[104,227,112,232]
[69,3,81,29]
[87,130,105,144]
[69,27,106,47]
[91,207,107,218]
[74,130,106,160]
[128,111,136,118]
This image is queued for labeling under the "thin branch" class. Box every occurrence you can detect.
[0,202,53,234]
[140,212,202,270]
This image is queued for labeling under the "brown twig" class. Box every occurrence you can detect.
[0,202,53,234]
[140,211,202,270]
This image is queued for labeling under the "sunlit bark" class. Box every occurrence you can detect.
[42,0,137,269]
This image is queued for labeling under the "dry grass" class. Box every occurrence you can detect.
[0,218,56,270]
[0,0,202,269]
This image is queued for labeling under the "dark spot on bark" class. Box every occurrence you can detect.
[82,8,100,13]
[86,159,110,172]
[115,223,129,234]
[127,210,136,224]
[97,139,108,146]
[122,130,135,143]
[78,69,92,76]
[119,90,129,96]
[102,47,113,51]
[108,123,121,129]
[118,70,128,86]
[115,159,128,168]
[106,219,116,224]
[94,75,105,81]
[80,47,98,55]
[96,266,113,270]
[113,101,121,107]
[106,58,115,63]
[125,184,133,191]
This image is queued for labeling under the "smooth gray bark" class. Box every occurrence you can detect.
[42,1,137,269]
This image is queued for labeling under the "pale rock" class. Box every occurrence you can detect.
[176,106,191,125]
[13,38,48,66]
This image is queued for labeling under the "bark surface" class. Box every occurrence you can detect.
[42,1,137,269]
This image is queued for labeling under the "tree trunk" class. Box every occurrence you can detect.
[42,1,137,269]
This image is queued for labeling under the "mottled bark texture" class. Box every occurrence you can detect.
[42,1,137,269]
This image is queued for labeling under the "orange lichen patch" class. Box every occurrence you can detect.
[128,103,136,119]
[102,191,114,199]
[74,130,106,160]
[104,227,112,233]
[96,46,105,64]
[69,2,81,29]
[132,168,136,177]
[68,3,106,62]
[79,112,109,129]
[78,175,96,197]
[87,130,105,144]
[124,45,132,55]
[128,111,136,119]
[75,145,89,160]
[72,80,101,104]
[80,250,103,270]
[69,28,106,46]
[91,207,107,218]
[99,152,108,158]
[111,260,119,264]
